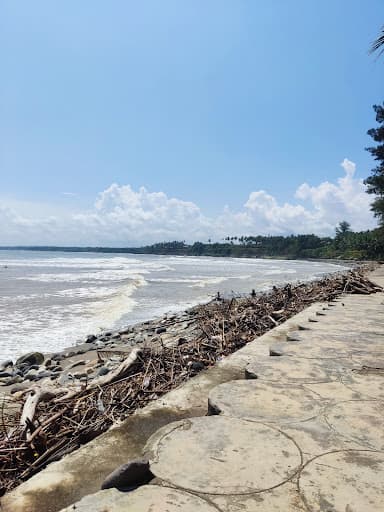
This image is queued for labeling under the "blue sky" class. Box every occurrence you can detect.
[1,1,383,245]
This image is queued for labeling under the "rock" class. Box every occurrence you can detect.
[189,361,205,372]
[0,360,13,371]
[16,352,44,367]
[24,369,38,379]
[101,459,154,491]
[37,370,52,379]
[120,334,134,343]
[0,371,13,378]
[119,327,132,335]
[44,359,52,368]
[177,337,188,346]
[74,372,87,379]
[156,327,167,334]
[97,366,110,377]
[51,353,64,362]
[10,382,29,394]
[17,363,31,375]
[134,334,145,344]
[112,333,121,339]
[5,375,24,385]
[75,343,97,355]
[86,334,97,343]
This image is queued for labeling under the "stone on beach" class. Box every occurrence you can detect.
[0,360,13,371]
[15,352,44,367]
[101,459,153,490]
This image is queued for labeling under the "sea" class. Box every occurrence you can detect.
[0,250,349,361]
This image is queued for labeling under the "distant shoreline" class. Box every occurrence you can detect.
[0,245,365,264]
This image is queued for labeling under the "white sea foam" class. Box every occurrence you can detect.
[0,251,350,360]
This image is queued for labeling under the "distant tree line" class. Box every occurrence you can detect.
[125,223,384,260]
[2,223,383,260]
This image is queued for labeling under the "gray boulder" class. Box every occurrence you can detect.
[101,459,153,490]
[0,371,13,378]
[0,360,13,371]
[51,353,64,361]
[97,366,110,377]
[16,352,44,367]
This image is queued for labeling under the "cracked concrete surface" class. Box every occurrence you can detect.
[3,268,384,511]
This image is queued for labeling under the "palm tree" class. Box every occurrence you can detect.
[370,26,384,56]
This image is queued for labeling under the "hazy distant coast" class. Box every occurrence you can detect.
[0,227,382,260]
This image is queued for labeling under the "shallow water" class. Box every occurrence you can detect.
[0,250,348,361]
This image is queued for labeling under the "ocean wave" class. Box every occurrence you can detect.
[0,275,147,359]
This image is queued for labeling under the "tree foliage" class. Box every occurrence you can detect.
[370,25,384,56]
[365,104,384,224]
[335,221,351,237]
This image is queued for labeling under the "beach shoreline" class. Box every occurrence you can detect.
[0,263,381,494]
[0,262,363,399]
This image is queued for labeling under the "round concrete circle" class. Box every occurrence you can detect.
[299,450,384,511]
[208,380,320,423]
[245,357,335,383]
[146,416,301,494]
[60,485,219,511]
[325,400,384,449]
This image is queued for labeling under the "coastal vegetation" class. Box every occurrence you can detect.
[364,103,384,225]
[3,224,383,261]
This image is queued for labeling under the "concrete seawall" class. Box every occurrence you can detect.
[2,268,384,511]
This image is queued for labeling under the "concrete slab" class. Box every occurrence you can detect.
[304,380,367,401]
[145,416,302,494]
[298,450,384,512]
[3,269,384,512]
[209,482,306,512]
[59,485,220,511]
[208,380,322,423]
[324,400,384,450]
[340,370,384,400]
[245,356,341,383]
[269,340,366,360]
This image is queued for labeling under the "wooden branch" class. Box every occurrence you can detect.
[87,347,142,389]
[20,390,57,437]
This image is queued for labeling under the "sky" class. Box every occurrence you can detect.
[1,0,383,246]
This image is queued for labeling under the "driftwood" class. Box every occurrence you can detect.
[89,348,142,389]
[0,265,381,494]
[19,390,56,440]
[54,348,142,403]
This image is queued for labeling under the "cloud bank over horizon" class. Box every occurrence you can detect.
[0,159,377,246]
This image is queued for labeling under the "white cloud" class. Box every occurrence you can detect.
[0,159,377,245]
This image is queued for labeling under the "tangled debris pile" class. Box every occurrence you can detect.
[0,267,381,495]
